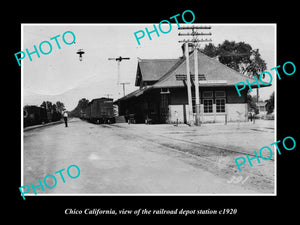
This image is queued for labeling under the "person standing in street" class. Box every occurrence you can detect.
[63,110,68,127]
[174,111,178,126]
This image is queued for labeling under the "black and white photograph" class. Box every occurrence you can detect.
[21,23,276,197]
[6,2,299,220]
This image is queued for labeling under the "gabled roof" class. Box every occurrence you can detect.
[114,86,152,103]
[135,58,179,86]
[153,50,267,88]
[117,50,269,103]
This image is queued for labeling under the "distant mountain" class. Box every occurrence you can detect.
[23,75,138,110]
[23,90,58,108]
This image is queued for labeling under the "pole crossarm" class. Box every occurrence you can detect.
[178,39,212,43]
[178,25,213,126]
[108,56,130,62]
[178,32,212,36]
[108,56,130,85]
[178,26,211,30]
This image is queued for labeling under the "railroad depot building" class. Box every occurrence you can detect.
[115,47,266,124]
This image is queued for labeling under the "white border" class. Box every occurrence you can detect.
[21,23,277,198]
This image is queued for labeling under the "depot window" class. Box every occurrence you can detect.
[215,91,226,98]
[216,98,226,113]
[203,91,213,98]
[204,99,213,113]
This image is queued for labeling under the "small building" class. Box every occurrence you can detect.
[115,47,268,124]
[256,101,268,118]
[257,101,267,113]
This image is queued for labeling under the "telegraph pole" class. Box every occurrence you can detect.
[178,26,212,126]
[120,82,130,97]
[105,94,113,99]
[108,56,130,99]
[184,42,193,126]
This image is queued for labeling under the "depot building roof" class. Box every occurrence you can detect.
[117,50,269,102]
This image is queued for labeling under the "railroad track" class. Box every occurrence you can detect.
[156,134,274,181]
[108,123,274,160]
[159,134,275,161]
[106,124,275,191]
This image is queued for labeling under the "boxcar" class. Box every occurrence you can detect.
[82,104,91,120]
[87,98,115,123]
[24,106,47,127]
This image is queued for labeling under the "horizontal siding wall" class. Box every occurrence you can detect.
[169,105,185,123]
[168,103,248,123]
[227,103,248,122]
[119,86,249,124]
[167,87,248,123]
[170,88,188,105]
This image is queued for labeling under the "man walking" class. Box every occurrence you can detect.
[63,111,68,127]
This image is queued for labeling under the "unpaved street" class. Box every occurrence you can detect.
[23,119,275,195]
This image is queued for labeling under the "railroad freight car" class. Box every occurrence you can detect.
[80,104,91,120]
[24,105,48,127]
[23,105,61,128]
[86,98,115,124]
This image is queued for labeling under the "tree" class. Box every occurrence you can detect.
[266,92,274,114]
[40,101,53,111]
[55,101,65,113]
[251,95,259,103]
[247,94,259,114]
[52,104,57,112]
[202,43,218,58]
[77,98,89,109]
[241,49,267,77]
[202,40,267,78]
[40,101,65,122]
[202,40,267,102]
[71,98,89,117]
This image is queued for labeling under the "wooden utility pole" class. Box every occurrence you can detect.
[178,26,212,126]
[184,42,193,126]
[194,46,200,126]
[108,56,130,99]
[105,94,113,98]
[120,82,130,97]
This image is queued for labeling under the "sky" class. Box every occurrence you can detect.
[22,23,276,108]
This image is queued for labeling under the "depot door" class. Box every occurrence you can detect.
[160,94,169,123]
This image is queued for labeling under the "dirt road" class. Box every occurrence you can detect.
[22,119,275,196]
